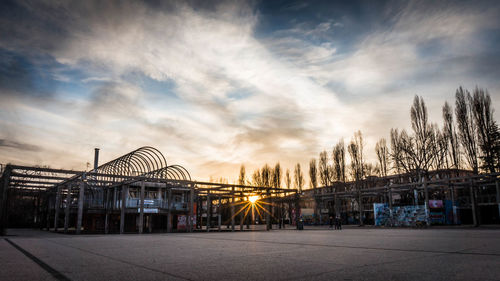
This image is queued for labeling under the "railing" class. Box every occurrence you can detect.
[84,198,188,210]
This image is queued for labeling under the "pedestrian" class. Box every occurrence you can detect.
[329,216,334,229]
[336,216,342,230]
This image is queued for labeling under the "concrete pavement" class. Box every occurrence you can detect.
[1,227,499,280]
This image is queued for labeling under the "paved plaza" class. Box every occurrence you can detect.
[1,227,500,281]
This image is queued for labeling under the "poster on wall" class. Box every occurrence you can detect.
[429,200,445,224]
[177,215,187,230]
[177,215,196,230]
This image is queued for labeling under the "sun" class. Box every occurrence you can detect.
[248,195,259,204]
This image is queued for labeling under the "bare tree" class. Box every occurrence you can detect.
[285,169,292,189]
[471,87,500,173]
[332,139,346,182]
[348,131,365,182]
[375,138,389,177]
[409,95,436,177]
[272,162,282,188]
[364,163,378,177]
[318,150,331,186]
[443,102,460,169]
[309,158,318,190]
[294,163,304,193]
[238,165,246,185]
[455,87,479,173]
[252,169,262,186]
[261,164,272,187]
[431,124,449,170]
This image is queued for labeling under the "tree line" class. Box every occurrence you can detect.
[235,86,499,189]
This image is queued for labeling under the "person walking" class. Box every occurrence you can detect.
[336,215,342,230]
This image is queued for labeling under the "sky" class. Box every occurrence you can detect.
[1,0,500,183]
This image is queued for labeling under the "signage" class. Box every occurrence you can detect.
[144,200,155,205]
[138,208,158,213]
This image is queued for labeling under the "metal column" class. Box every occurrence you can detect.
[104,187,111,234]
[217,196,221,232]
[120,185,127,234]
[470,179,478,227]
[167,188,172,233]
[189,184,194,232]
[231,187,235,231]
[496,180,500,222]
[424,178,430,226]
[76,181,85,234]
[0,167,11,235]
[53,186,62,232]
[206,193,211,232]
[64,185,72,233]
[358,192,364,226]
[139,181,145,234]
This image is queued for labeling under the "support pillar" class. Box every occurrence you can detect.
[424,177,430,226]
[0,167,11,235]
[139,181,145,234]
[294,193,300,229]
[189,184,194,232]
[231,187,235,231]
[120,185,127,234]
[358,191,363,226]
[112,187,117,210]
[470,179,478,227]
[54,186,62,232]
[76,181,85,234]
[388,186,393,226]
[45,194,51,231]
[450,181,458,224]
[206,193,211,232]
[496,180,500,222]
[217,196,221,232]
[239,197,244,231]
[266,191,271,231]
[104,187,111,234]
[64,185,72,233]
[167,188,172,233]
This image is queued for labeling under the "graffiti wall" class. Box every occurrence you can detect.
[374,203,428,226]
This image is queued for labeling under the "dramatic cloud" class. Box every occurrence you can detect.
[1,0,499,182]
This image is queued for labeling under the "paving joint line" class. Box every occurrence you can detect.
[182,235,500,257]
[42,238,194,281]
[4,238,71,281]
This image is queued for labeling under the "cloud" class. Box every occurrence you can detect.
[0,0,499,182]
[0,139,41,152]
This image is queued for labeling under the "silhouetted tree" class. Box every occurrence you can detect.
[238,165,246,185]
[294,163,304,193]
[272,162,282,188]
[285,169,292,189]
[348,131,364,182]
[471,87,500,173]
[309,158,318,190]
[261,164,272,187]
[456,87,479,173]
[375,138,389,177]
[319,150,331,186]
[332,139,346,182]
[443,102,460,169]
[252,169,262,186]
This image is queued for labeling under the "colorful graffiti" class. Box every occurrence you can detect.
[374,204,428,226]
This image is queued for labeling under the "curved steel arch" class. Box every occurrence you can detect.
[93,146,191,183]
[95,146,168,179]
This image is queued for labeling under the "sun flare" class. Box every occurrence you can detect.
[248,195,259,204]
